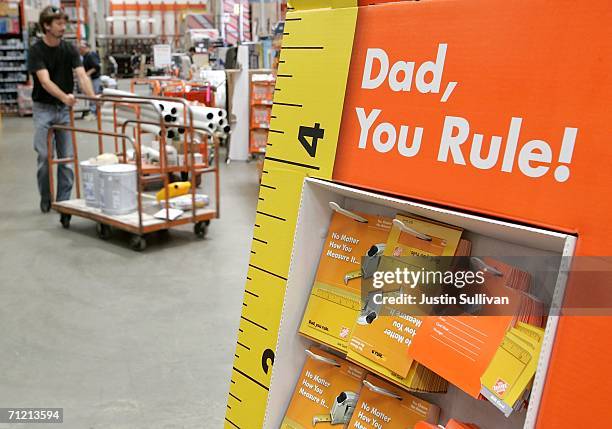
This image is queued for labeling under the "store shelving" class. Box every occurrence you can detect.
[61,0,87,43]
[0,0,26,114]
[249,71,275,156]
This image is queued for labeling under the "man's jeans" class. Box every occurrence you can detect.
[33,102,74,202]
[90,77,102,115]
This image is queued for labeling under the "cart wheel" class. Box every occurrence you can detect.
[194,222,208,239]
[130,235,147,251]
[60,214,71,229]
[96,223,112,240]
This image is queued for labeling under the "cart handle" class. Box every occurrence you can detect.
[79,93,197,163]
[74,94,167,155]
[76,93,196,129]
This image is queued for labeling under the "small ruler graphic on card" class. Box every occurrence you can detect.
[224,3,358,428]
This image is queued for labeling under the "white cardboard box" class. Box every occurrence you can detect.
[264,178,575,429]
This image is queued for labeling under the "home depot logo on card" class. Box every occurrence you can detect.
[493,379,509,397]
[340,327,351,339]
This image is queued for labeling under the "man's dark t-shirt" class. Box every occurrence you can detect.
[82,51,101,80]
[28,39,82,105]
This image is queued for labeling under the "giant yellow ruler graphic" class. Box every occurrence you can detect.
[224,2,358,428]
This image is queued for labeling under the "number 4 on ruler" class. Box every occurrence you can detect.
[298,123,325,158]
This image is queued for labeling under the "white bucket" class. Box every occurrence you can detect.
[98,164,138,216]
[80,160,100,208]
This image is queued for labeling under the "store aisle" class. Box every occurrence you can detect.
[0,116,259,428]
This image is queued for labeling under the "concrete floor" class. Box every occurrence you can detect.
[0,115,258,428]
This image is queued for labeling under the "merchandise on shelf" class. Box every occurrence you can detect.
[416,420,480,429]
[281,347,366,429]
[299,210,393,352]
[0,2,27,114]
[17,84,32,116]
[346,375,439,429]
[249,73,275,154]
[480,322,545,415]
[347,215,463,377]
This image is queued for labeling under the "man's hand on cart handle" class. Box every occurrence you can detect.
[63,93,76,107]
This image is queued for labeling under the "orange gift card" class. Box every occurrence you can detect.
[348,215,462,377]
[415,420,479,429]
[299,211,393,352]
[282,347,367,429]
[408,259,530,398]
[346,375,439,429]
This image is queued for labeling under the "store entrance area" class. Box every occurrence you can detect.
[0,111,257,427]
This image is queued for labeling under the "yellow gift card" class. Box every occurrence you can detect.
[502,324,544,407]
[480,323,544,415]
[299,211,393,352]
[282,347,366,429]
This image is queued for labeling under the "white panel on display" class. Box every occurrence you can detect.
[228,45,250,161]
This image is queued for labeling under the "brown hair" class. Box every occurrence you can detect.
[39,6,68,34]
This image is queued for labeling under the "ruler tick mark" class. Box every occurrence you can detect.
[273,101,303,108]
[269,129,284,134]
[266,156,321,170]
[237,341,251,350]
[233,366,270,391]
[249,264,288,281]
[260,183,276,189]
[283,46,324,50]
[257,210,287,222]
[229,392,242,402]
[253,237,268,244]
[245,289,259,298]
[285,17,300,21]
[241,315,268,331]
[225,418,240,429]
[277,74,292,78]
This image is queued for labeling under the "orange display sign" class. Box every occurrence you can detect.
[330,2,611,427]
[333,1,610,255]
